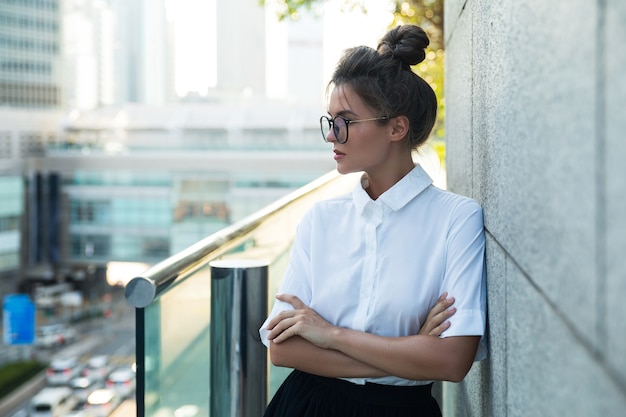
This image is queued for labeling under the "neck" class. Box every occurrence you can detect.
[364,157,415,200]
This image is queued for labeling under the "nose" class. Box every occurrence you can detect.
[326,128,337,142]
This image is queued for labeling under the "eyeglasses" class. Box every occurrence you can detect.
[319,115,388,144]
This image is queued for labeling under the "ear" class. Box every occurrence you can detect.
[388,115,409,142]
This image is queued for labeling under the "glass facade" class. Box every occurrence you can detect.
[63,171,172,264]
[0,0,62,108]
[60,169,315,266]
[0,176,23,272]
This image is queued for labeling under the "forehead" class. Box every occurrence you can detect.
[328,84,371,116]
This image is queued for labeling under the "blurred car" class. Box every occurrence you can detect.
[84,388,121,417]
[30,386,77,417]
[70,375,103,401]
[35,323,78,348]
[105,366,136,399]
[81,355,111,381]
[65,399,87,417]
[46,357,83,386]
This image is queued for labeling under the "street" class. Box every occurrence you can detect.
[5,301,136,417]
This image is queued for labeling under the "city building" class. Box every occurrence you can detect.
[0,0,62,108]
[62,0,116,109]
[109,0,172,105]
[0,108,63,296]
[21,99,333,297]
[0,0,337,305]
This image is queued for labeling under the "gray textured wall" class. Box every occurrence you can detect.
[443,1,626,416]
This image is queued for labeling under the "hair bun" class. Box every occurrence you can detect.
[377,25,430,67]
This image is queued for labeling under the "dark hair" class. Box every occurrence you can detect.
[328,25,437,149]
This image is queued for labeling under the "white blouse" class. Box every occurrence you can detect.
[260,164,487,386]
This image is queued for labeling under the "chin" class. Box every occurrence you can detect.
[336,164,358,175]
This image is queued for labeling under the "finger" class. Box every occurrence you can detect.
[437,296,454,310]
[428,296,454,318]
[419,303,456,336]
[427,294,448,316]
[445,305,456,318]
[433,306,456,323]
[266,309,295,330]
[267,316,297,341]
[428,320,451,336]
[276,293,306,309]
[427,307,456,336]
[270,320,301,344]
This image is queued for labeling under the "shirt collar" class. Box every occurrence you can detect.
[352,164,433,214]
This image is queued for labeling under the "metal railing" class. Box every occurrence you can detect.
[124,170,359,417]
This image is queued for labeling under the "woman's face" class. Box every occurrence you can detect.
[325,84,393,175]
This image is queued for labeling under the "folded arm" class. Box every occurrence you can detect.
[325,328,479,382]
[266,293,477,382]
[269,336,387,378]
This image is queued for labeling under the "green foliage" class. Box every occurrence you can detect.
[431,139,446,167]
[259,0,322,21]
[260,0,442,48]
[414,46,445,141]
[389,0,443,49]
[388,0,445,141]
[0,360,46,398]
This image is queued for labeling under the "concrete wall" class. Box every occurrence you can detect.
[443,1,626,416]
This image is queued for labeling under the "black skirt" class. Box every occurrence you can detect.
[264,370,442,417]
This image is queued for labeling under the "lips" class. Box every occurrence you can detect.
[334,149,345,156]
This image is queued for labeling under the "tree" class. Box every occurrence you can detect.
[261,0,446,147]
[390,0,445,145]
[260,0,441,48]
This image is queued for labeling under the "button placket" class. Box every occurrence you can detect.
[353,202,383,332]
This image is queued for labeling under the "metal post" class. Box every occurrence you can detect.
[209,259,268,417]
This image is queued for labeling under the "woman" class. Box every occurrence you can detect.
[259,24,486,416]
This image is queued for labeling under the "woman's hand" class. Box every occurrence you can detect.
[418,292,456,336]
[266,294,336,348]
[267,291,455,348]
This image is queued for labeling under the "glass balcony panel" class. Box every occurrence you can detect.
[131,171,360,417]
[143,263,212,416]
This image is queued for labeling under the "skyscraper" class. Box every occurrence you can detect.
[109,0,171,105]
[0,0,63,107]
[62,0,116,109]
[216,0,266,97]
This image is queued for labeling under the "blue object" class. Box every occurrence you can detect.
[3,294,36,345]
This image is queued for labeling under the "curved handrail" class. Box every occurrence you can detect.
[124,169,355,308]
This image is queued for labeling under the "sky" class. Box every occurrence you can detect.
[164,0,216,96]
[164,0,393,98]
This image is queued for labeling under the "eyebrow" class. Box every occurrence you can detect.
[327,109,358,118]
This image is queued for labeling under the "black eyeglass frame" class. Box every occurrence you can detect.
[319,115,389,144]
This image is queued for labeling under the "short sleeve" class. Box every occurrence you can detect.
[439,198,487,360]
[259,209,314,348]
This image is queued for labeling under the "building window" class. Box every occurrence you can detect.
[174,201,230,224]
[70,200,111,225]
[70,234,110,259]
[0,252,19,272]
[0,215,20,232]
[110,235,169,261]
[142,238,169,259]
[112,198,171,227]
